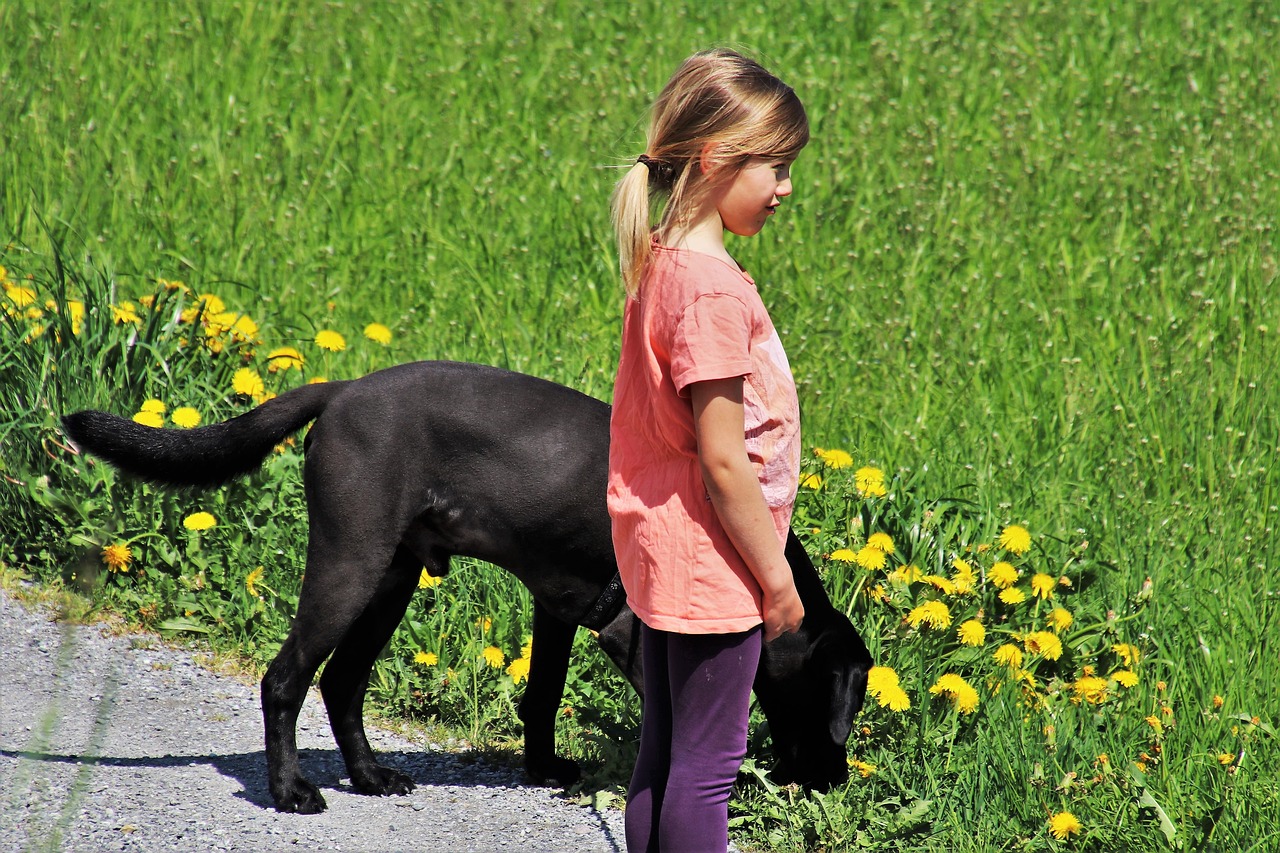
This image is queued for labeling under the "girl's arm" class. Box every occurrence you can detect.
[690,376,804,642]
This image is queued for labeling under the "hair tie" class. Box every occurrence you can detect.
[637,154,676,187]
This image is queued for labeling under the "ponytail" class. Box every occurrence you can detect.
[611,161,654,298]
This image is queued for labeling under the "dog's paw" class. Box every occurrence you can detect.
[353,764,416,797]
[526,754,582,786]
[274,777,328,814]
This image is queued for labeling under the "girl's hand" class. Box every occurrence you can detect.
[761,579,805,643]
[690,377,805,642]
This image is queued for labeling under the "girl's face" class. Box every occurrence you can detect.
[716,157,795,238]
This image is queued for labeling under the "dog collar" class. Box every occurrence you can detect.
[580,571,626,631]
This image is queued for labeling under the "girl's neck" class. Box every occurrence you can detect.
[665,207,735,267]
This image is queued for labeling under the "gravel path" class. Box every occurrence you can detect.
[0,586,627,852]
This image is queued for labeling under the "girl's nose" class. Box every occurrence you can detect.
[776,177,793,198]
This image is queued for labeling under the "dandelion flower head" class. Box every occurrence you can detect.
[999,524,1032,554]
[183,511,217,531]
[315,329,346,352]
[816,447,853,468]
[907,600,952,629]
[929,673,979,714]
[1031,573,1056,599]
[989,561,1019,588]
[1048,811,1082,840]
[855,466,887,497]
[993,643,1024,668]
[418,569,443,589]
[232,367,265,398]
[958,619,986,646]
[867,532,895,554]
[101,542,132,572]
[507,656,531,684]
[131,410,164,428]
[266,346,305,372]
[829,548,857,563]
[414,651,438,666]
[1024,631,1064,661]
[855,545,887,571]
[363,323,392,345]
[1049,607,1074,632]
[171,407,202,429]
[999,587,1027,605]
[482,646,505,668]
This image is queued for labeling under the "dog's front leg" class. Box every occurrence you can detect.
[519,601,581,784]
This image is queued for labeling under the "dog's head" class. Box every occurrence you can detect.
[754,611,871,790]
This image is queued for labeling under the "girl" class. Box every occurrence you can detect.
[607,48,809,852]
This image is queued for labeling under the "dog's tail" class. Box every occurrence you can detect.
[61,380,347,488]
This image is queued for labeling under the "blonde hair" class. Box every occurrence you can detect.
[611,48,809,296]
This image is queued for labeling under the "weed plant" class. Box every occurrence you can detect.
[2,2,1278,850]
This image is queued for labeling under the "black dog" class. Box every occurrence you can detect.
[62,361,870,814]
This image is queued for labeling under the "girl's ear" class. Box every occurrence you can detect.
[698,142,723,179]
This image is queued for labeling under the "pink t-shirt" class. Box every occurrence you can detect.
[607,245,801,633]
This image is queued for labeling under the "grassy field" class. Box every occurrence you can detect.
[3,1,1278,850]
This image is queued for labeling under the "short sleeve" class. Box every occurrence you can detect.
[669,293,754,396]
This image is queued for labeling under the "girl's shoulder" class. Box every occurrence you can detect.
[648,244,756,302]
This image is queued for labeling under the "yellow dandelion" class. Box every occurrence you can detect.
[907,600,952,629]
[477,616,493,633]
[951,558,977,594]
[307,376,328,384]
[994,643,1024,669]
[507,656,531,684]
[1112,643,1141,667]
[1217,753,1236,766]
[266,346,305,372]
[110,302,141,325]
[195,293,226,314]
[800,472,823,490]
[1071,675,1109,705]
[848,758,877,778]
[829,548,857,563]
[1048,811,1082,841]
[414,651,438,666]
[232,315,259,340]
[171,407,201,429]
[131,410,164,428]
[67,300,85,335]
[1212,695,1225,709]
[232,367,265,398]
[1112,670,1139,688]
[989,561,1019,588]
[182,511,217,531]
[1025,631,1064,661]
[1031,573,1056,599]
[855,466,887,497]
[998,524,1032,554]
[363,322,393,345]
[928,673,979,714]
[817,447,853,469]
[418,569,443,589]
[482,646,505,668]
[1146,715,1164,737]
[245,566,265,597]
[315,329,346,352]
[101,542,132,573]
[888,564,922,585]
[866,666,911,711]
[140,399,166,414]
[867,584,888,603]
[855,545,887,571]
[921,574,958,595]
[1049,607,1073,633]
[867,532,895,554]
[958,619,986,646]
[999,587,1027,605]
[5,284,37,308]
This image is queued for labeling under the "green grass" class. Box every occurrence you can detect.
[3,1,1278,850]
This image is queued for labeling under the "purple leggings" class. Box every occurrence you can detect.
[625,623,762,853]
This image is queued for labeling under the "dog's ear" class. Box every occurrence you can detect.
[815,635,868,746]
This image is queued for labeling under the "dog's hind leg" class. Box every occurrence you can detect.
[261,547,399,813]
[519,601,580,784]
[318,546,421,798]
